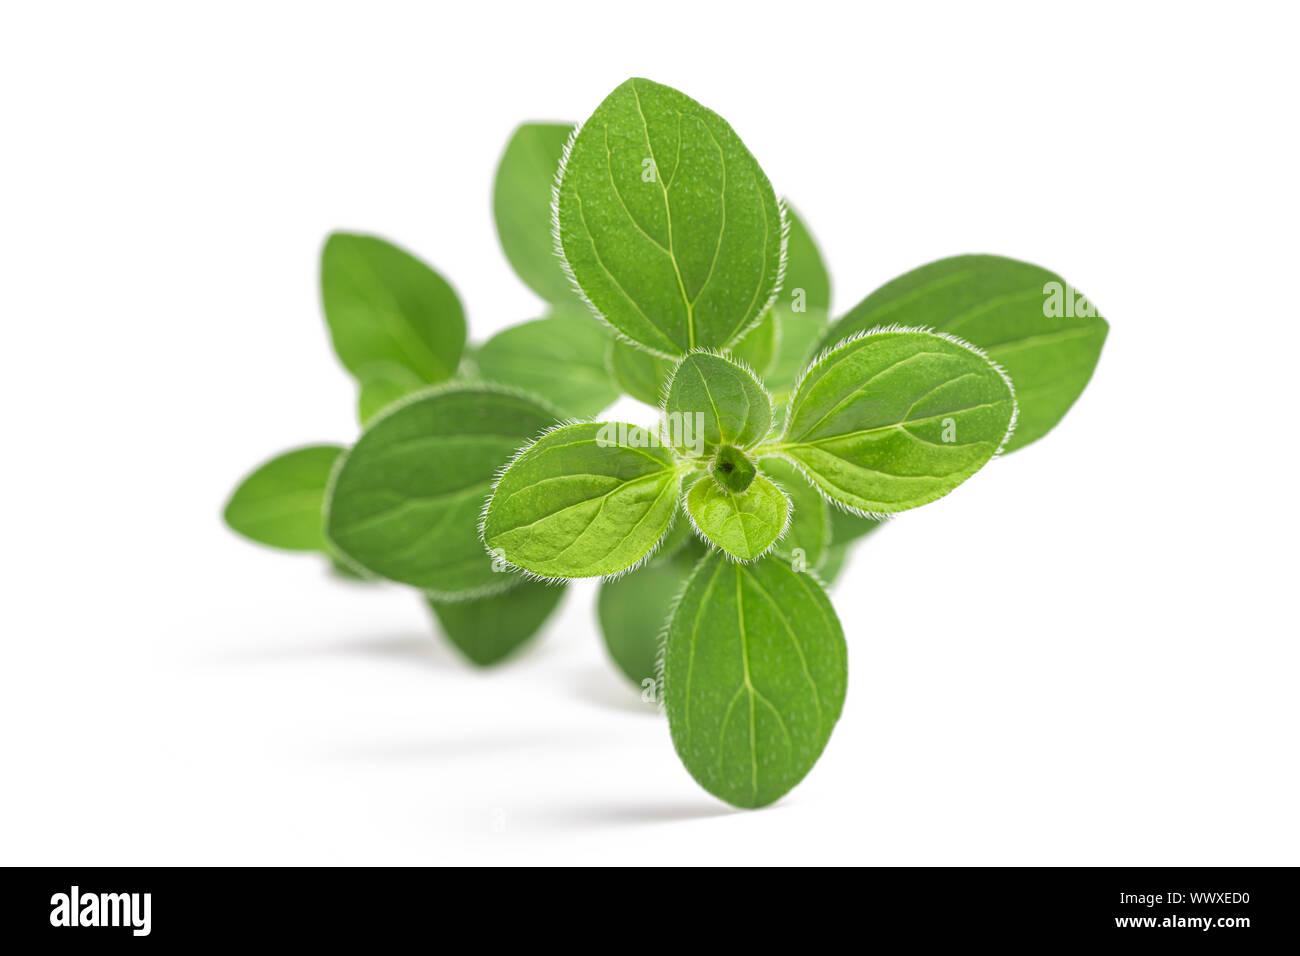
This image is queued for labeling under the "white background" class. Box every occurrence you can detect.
[2,1,1297,865]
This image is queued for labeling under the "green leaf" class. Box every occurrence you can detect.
[475,314,620,418]
[767,305,830,394]
[598,540,707,687]
[663,351,772,454]
[493,122,578,306]
[776,328,1017,514]
[555,77,785,357]
[482,422,684,578]
[608,337,674,406]
[356,361,427,424]
[652,504,696,563]
[776,203,831,314]
[325,383,557,599]
[709,444,758,494]
[428,579,566,666]
[321,233,467,389]
[224,445,343,552]
[761,457,829,570]
[820,255,1107,452]
[758,204,832,391]
[663,552,847,808]
[725,308,776,377]
[816,541,850,586]
[686,473,789,562]
[828,506,884,546]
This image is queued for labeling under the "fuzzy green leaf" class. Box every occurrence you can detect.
[555,77,784,357]
[761,457,830,570]
[598,539,707,687]
[476,314,620,418]
[663,351,772,454]
[482,422,684,578]
[493,123,577,306]
[321,233,466,387]
[325,384,557,599]
[777,328,1017,514]
[687,473,789,562]
[429,579,566,667]
[663,552,847,808]
[224,445,343,552]
[820,255,1107,451]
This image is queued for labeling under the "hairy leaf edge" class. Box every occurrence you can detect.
[477,420,696,585]
[550,102,791,361]
[682,476,793,565]
[656,347,779,444]
[652,550,834,718]
[766,323,1021,520]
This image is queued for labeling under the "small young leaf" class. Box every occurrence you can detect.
[493,123,578,306]
[663,552,847,808]
[686,473,789,562]
[598,540,707,687]
[356,361,427,424]
[820,255,1107,452]
[608,337,674,406]
[663,351,772,454]
[475,314,620,418]
[224,445,343,552]
[482,422,684,578]
[710,444,757,494]
[428,579,566,667]
[326,384,557,599]
[777,328,1017,514]
[321,233,467,386]
[555,78,784,357]
[761,457,830,570]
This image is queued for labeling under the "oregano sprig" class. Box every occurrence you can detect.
[224,75,1107,811]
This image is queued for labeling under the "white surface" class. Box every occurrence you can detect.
[2,1,1297,865]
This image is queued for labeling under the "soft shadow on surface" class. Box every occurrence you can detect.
[327,728,622,763]
[569,666,661,716]
[524,800,741,829]
[216,632,463,670]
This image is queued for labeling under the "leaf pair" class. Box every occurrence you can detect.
[321,233,468,423]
